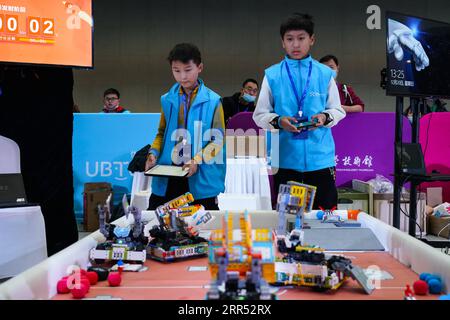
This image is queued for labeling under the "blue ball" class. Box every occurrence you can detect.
[428,279,442,294]
[426,275,442,284]
[419,273,431,281]
[431,275,443,283]
[439,295,450,300]
[316,211,325,220]
[425,274,438,283]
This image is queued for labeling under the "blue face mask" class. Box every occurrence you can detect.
[331,70,338,80]
[242,93,256,103]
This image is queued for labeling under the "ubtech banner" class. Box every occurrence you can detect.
[73,113,160,222]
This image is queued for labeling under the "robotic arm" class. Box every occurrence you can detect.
[121,194,144,239]
[388,19,430,71]
[98,194,112,239]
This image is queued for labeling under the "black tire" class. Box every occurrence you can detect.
[94,259,106,265]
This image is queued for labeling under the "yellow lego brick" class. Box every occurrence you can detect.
[262,264,275,283]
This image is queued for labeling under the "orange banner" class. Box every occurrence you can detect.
[0,0,92,67]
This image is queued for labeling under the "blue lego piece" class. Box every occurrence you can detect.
[316,211,325,220]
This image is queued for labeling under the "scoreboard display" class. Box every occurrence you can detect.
[0,0,92,68]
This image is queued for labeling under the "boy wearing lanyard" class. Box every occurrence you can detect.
[253,13,346,209]
[145,43,226,210]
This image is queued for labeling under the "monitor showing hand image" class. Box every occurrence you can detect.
[386,12,450,98]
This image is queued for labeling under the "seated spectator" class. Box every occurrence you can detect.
[404,98,447,122]
[320,55,365,113]
[426,98,447,113]
[222,79,259,123]
[101,88,130,113]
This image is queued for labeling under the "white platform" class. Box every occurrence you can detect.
[0,206,47,279]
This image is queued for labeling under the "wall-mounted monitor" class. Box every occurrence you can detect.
[0,0,93,68]
[386,11,450,98]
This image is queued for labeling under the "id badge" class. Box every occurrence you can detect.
[293,115,309,140]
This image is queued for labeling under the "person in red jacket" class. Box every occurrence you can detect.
[320,55,365,113]
[101,88,130,113]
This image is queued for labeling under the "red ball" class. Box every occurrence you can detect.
[108,272,122,287]
[56,279,70,294]
[86,271,98,285]
[80,278,91,292]
[71,269,87,276]
[71,283,87,299]
[413,280,429,295]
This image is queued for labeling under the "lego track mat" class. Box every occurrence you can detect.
[53,252,436,300]
[301,220,385,251]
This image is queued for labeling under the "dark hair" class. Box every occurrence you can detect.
[319,55,339,66]
[103,88,120,98]
[242,78,259,88]
[167,43,202,66]
[280,13,314,38]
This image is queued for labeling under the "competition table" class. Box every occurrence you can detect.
[1,211,449,300]
[52,253,437,300]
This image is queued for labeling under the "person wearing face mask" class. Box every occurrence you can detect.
[403,98,447,123]
[320,55,365,113]
[101,88,130,113]
[222,79,259,123]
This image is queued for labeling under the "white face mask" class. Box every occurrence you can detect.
[408,115,413,123]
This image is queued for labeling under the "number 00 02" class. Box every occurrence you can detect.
[27,17,54,36]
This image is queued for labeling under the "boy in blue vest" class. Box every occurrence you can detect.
[145,43,226,210]
[253,13,346,209]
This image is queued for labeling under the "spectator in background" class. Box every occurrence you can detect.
[404,98,447,122]
[320,55,365,113]
[101,88,130,113]
[222,79,259,123]
[426,98,447,113]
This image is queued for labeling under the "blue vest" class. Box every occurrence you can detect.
[151,80,226,199]
[266,55,336,172]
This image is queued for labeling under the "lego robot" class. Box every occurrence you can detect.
[274,245,374,294]
[89,194,148,265]
[147,193,213,262]
[206,211,277,300]
[276,181,316,254]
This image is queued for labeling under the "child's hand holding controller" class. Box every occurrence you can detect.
[279,116,301,133]
[309,114,326,130]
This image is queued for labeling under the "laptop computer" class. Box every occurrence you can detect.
[0,173,36,208]
[396,143,450,181]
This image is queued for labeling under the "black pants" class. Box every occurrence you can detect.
[273,167,338,210]
[147,177,219,210]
